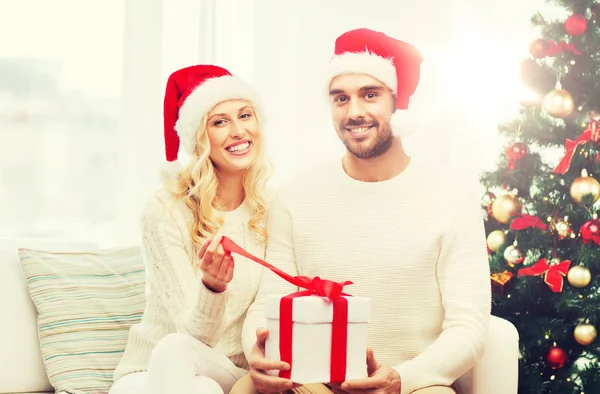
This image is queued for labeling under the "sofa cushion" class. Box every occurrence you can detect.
[18,246,146,394]
[0,238,97,394]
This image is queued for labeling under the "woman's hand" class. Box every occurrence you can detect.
[198,234,234,293]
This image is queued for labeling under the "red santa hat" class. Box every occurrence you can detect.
[327,28,423,136]
[162,64,265,179]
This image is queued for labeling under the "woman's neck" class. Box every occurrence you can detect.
[216,172,245,211]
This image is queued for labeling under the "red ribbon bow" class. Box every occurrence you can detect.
[553,120,600,175]
[546,40,582,56]
[517,258,571,292]
[510,214,548,231]
[220,236,352,382]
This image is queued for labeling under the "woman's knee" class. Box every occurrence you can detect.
[230,374,258,394]
[152,332,197,359]
[412,386,457,394]
[193,376,225,394]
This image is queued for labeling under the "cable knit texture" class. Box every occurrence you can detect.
[242,157,491,394]
[114,187,265,382]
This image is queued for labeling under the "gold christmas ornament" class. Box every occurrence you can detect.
[543,89,574,118]
[570,176,600,204]
[574,323,597,346]
[486,230,506,252]
[567,265,592,288]
[491,195,523,224]
[555,221,571,239]
[491,270,514,294]
[550,219,572,240]
[503,245,525,266]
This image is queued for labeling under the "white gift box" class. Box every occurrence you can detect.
[264,293,371,384]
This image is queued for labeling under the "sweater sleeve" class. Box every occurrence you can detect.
[393,193,492,394]
[141,196,229,346]
[242,189,299,360]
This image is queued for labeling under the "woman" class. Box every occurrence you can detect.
[109,64,272,394]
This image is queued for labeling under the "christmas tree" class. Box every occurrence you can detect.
[480,1,600,393]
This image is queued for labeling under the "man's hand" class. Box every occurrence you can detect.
[198,234,234,293]
[248,328,300,393]
[332,348,401,394]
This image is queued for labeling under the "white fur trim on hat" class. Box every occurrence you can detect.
[327,51,397,93]
[327,52,414,137]
[174,75,265,155]
[159,159,184,182]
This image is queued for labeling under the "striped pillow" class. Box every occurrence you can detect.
[19,246,146,394]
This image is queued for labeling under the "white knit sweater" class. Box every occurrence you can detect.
[242,157,491,394]
[114,187,265,381]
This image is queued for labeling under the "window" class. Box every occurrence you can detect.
[0,1,125,246]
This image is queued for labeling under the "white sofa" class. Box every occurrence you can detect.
[0,237,520,394]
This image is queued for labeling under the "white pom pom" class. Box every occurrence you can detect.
[160,160,183,182]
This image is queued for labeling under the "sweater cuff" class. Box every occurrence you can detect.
[192,282,229,322]
[393,361,421,394]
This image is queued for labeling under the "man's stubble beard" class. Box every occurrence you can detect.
[342,123,394,159]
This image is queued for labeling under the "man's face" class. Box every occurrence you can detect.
[329,74,396,159]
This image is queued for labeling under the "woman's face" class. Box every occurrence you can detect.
[205,99,261,174]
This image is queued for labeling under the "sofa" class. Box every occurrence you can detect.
[0,237,520,394]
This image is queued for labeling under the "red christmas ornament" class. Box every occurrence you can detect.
[529,39,549,58]
[580,219,600,245]
[505,143,527,169]
[547,346,567,369]
[565,14,587,36]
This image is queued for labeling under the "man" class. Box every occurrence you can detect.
[236,28,491,394]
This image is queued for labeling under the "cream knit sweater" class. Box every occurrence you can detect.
[242,157,491,394]
[114,187,265,382]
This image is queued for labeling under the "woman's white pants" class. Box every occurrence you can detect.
[109,333,247,394]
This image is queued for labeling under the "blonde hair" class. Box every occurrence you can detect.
[165,110,271,252]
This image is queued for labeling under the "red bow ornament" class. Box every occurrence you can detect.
[517,258,571,292]
[510,214,548,231]
[546,40,582,56]
[553,120,600,175]
[220,237,368,383]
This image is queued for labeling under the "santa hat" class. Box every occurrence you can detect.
[327,28,423,136]
[162,64,265,180]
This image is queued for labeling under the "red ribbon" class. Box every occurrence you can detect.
[517,258,571,292]
[219,236,352,382]
[510,214,548,231]
[553,120,600,175]
[546,40,582,56]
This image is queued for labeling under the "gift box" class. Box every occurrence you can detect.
[264,293,371,384]
[216,236,371,384]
